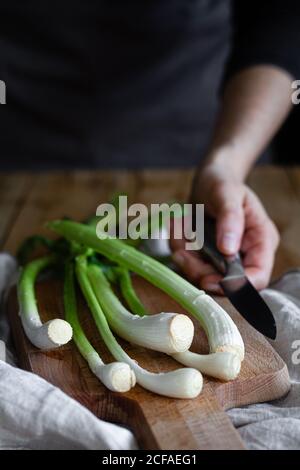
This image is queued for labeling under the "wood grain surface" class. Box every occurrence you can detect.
[7,276,290,450]
[1,166,298,450]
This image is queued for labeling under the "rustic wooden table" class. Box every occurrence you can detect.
[1,165,296,450]
[1,166,300,280]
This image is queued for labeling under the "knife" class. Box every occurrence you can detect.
[200,215,277,339]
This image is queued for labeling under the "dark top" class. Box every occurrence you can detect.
[0,1,299,170]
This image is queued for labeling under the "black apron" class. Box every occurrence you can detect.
[0,0,231,170]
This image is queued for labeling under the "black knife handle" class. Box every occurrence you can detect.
[202,215,243,276]
[202,216,227,274]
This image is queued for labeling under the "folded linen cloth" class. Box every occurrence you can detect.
[228,272,300,450]
[1,252,300,450]
[0,253,137,450]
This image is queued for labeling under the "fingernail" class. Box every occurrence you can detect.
[204,283,220,292]
[222,232,237,253]
[173,252,185,267]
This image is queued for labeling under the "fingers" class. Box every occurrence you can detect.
[169,216,189,252]
[199,273,223,295]
[170,181,246,293]
[216,205,245,255]
[241,190,280,290]
[242,223,279,290]
[172,249,223,294]
[172,174,279,293]
[172,250,212,282]
[170,217,222,291]
[213,182,245,256]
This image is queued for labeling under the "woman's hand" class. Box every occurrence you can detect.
[171,161,280,293]
[171,65,292,294]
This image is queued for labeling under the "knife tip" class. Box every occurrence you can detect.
[266,325,277,340]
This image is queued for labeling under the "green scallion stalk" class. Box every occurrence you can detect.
[64,260,135,393]
[18,255,73,350]
[111,267,147,317]
[87,264,194,354]
[48,220,200,308]
[75,256,131,363]
[48,220,244,361]
[75,256,202,398]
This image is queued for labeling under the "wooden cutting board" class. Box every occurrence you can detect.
[7,276,290,450]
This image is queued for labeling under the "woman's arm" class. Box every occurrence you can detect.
[172,65,292,292]
[203,65,292,182]
[172,0,300,292]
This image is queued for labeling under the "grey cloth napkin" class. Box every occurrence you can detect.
[1,252,300,450]
[0,253,137,450]
[228,272,300,450]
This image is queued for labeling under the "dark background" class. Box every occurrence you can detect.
[0,1,298,170]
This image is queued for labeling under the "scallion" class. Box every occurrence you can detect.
[64,261,135,392]
[18,256,73,349]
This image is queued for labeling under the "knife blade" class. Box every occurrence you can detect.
[200,215,277,339]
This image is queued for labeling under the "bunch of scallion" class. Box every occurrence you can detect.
[16,201,244,398]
